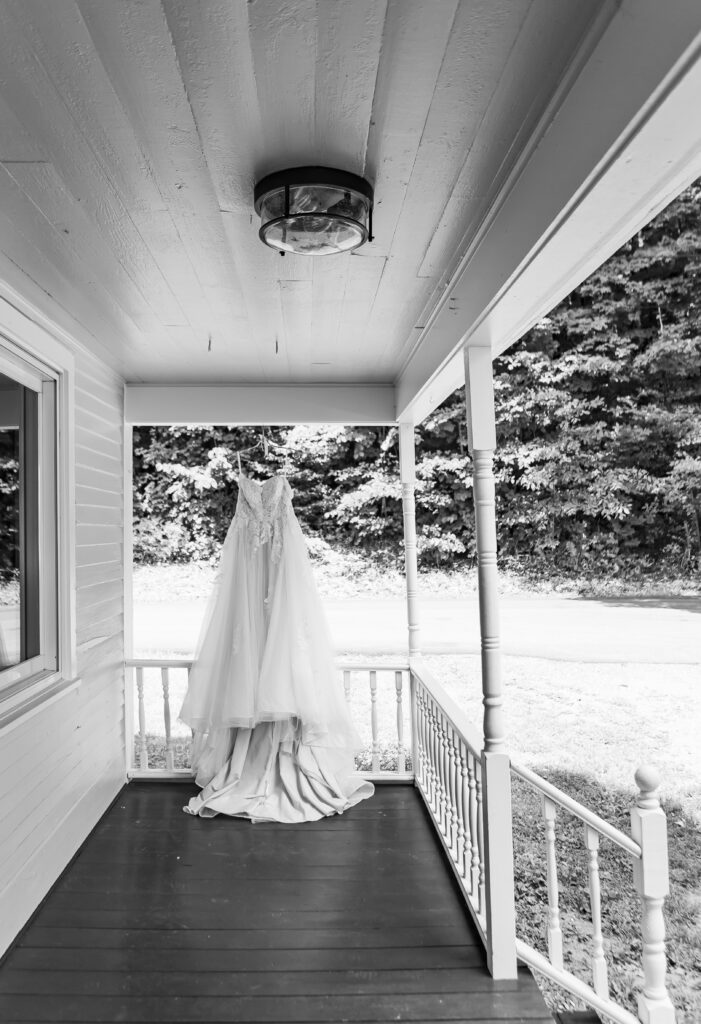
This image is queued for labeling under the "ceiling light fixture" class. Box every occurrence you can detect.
[254,166,373,256]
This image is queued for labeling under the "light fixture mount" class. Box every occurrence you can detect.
[254,166,373,256]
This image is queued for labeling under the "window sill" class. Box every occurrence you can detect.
[0,671,81,736]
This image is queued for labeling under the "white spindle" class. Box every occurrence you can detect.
[447,731,459,862]
[584,824,608,996]
[343,669,351,703]
[136,666,148,770]
[542,797,564,970]
[457,740,469,881]
[161,667,175,771]
[631,767,676,1024]
[475,755,486,915]
[369,670,380,772]
[395,671,406,772]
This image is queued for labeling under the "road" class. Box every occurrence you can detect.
[132,594,701,664]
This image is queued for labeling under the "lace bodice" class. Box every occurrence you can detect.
[233,474,292,559]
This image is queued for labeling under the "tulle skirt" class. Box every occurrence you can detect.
[179,509,373,821]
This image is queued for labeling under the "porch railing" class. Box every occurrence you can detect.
[123,655,676,1023]
[125,658,413,783]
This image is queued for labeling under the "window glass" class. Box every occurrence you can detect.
[0,370,40,671]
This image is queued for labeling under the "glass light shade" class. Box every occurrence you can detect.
[254,169,373,256]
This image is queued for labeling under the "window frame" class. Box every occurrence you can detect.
[0,319,78,733]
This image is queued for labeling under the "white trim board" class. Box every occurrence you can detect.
[125,384,396,425]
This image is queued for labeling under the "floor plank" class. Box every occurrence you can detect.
[0,783,552,1023]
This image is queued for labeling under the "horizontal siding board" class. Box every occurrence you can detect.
[74,408,122,446]
[76,560,123,590]
[75,522,122,546]
[76,504,123,528]
[76,542,123,567]
[76,483,123,509]
[74,424,122,461]
[0,348,126,956]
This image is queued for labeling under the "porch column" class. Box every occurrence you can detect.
[463,345,517,979]
[399,423,421,657]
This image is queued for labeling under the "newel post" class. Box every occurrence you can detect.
[464,345,517,979]
[399,423,421,783]
[631,766,676,1024]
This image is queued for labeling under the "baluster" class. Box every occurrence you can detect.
[436,709,447,834]
[343,669,351,703]
[443,717,453,847]
[414,686,424,789]
[583,824,609,996]
[432,701,443,823]
[475,756,486,915]
[446,730,459,863]
[468,752,480,901]
[631,766,676,1024]
[457,740,469,882]
[542,797,564,969]
[369,670,380,772]
[136,667,148,770]
[395,671,406,773]
[161,667,175,771]
[427,698,438,811]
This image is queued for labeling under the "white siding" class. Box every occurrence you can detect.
[0,350,125,955]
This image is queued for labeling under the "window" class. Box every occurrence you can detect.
[0,348,58,695]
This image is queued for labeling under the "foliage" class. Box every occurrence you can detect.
[132,182,701,580]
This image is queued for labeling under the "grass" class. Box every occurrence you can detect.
[133,555,700,602]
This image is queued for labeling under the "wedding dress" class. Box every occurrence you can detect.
[178,473,374,822]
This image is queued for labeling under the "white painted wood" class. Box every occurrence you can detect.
[461,346,516,978]
[0,323,125,957]
[516,939,641,1024]
[369,670,380,773]
[398,423,420,657]
[394,670,405,774]
[3,0,693,402]
[397,1,701,423]
[161,667,174,772]
[542,797,564,970]
[125,385,396,425]
[584,823,609,997]
[631,767,677,1024]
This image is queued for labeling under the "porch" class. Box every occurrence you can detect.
[0,782,552,1024]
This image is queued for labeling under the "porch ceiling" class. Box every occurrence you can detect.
[0,1,700,422]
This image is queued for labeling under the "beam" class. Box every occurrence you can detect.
[396,0,701,424]
[124,384,396,425]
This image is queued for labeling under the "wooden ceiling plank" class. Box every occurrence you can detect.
[3,161,161,337]
[416,0,603,285]
[0,0,191,330]
[0,184,139,375]
[314,0,388,176]
[0,94,47,162]
[0,163,151,355]
[246,0,318,178]
[334,256,387,373]
[310,256,351,370]
[279,279,313,379]
[161,0,264,215]
[363,0,460,259]
[75,0,249,344]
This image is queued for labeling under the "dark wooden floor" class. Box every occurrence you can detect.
[0,782,552,1023]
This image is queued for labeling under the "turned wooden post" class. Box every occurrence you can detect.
[631,766,676,1024]
[464,345,517,979]
[400,423,421,783]
[399,423,421,657]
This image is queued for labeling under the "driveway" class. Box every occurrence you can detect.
[133,594,701,664]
